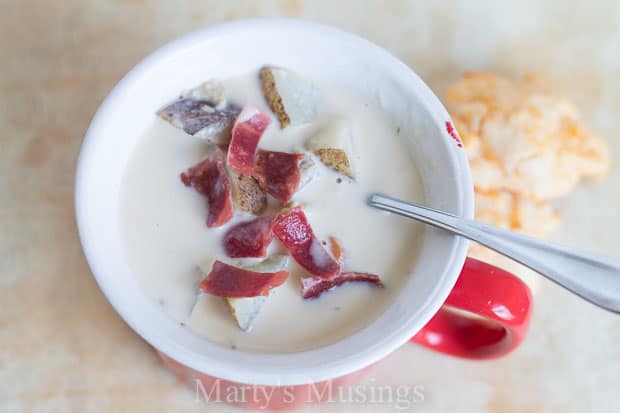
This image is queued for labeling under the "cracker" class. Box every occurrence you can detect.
[305,117,354,178]
[446,72,610,201]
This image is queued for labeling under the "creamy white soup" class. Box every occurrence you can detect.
[120,71,425,353]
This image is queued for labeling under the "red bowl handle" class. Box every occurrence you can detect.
[411,257,533,359]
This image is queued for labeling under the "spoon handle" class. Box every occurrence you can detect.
[369,193,620,313]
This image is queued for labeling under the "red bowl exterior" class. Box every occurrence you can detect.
[158,257,532,409]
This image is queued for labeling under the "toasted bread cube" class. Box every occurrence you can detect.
[259,66,320,128]
[225,255,289,331]
[181,80,227,107]
[158,80,240,144]
[305,117,354,178]
[225,295,268,332]
[314,149,352,178]
[229,171,267,215]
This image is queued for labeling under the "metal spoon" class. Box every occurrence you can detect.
[368,193,620,313]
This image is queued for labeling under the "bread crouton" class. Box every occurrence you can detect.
[230,173,267,215]
[305,117,354,178]
[225,255,289,331]
[259,66,320,128]
[157,80,240,143]
[314,148,353,178]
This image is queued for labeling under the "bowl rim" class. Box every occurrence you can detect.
[75,17,474,386]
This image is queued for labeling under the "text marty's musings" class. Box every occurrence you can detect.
[195,379,425,409]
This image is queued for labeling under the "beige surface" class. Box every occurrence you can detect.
[1,1,619,412]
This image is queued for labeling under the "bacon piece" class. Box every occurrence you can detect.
[253,150,304,202]
[199,260,289,298]
[301,272,384,299]
[223,216,276,258]
[273,207,340,277]
[227,106,271,175]
[328,236,343,262]
[180,147,233,227]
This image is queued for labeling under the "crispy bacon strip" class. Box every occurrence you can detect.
[180,148,233,227]
[223,216,276,258]
[253,150,304,203]
[199,261,289,298]
[301,272,384,299]
[227,106,271,175]
[273,207,340,277]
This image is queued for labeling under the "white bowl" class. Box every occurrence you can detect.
[75,18,473,386]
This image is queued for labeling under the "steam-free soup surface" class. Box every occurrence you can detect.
[120,73,425,353]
